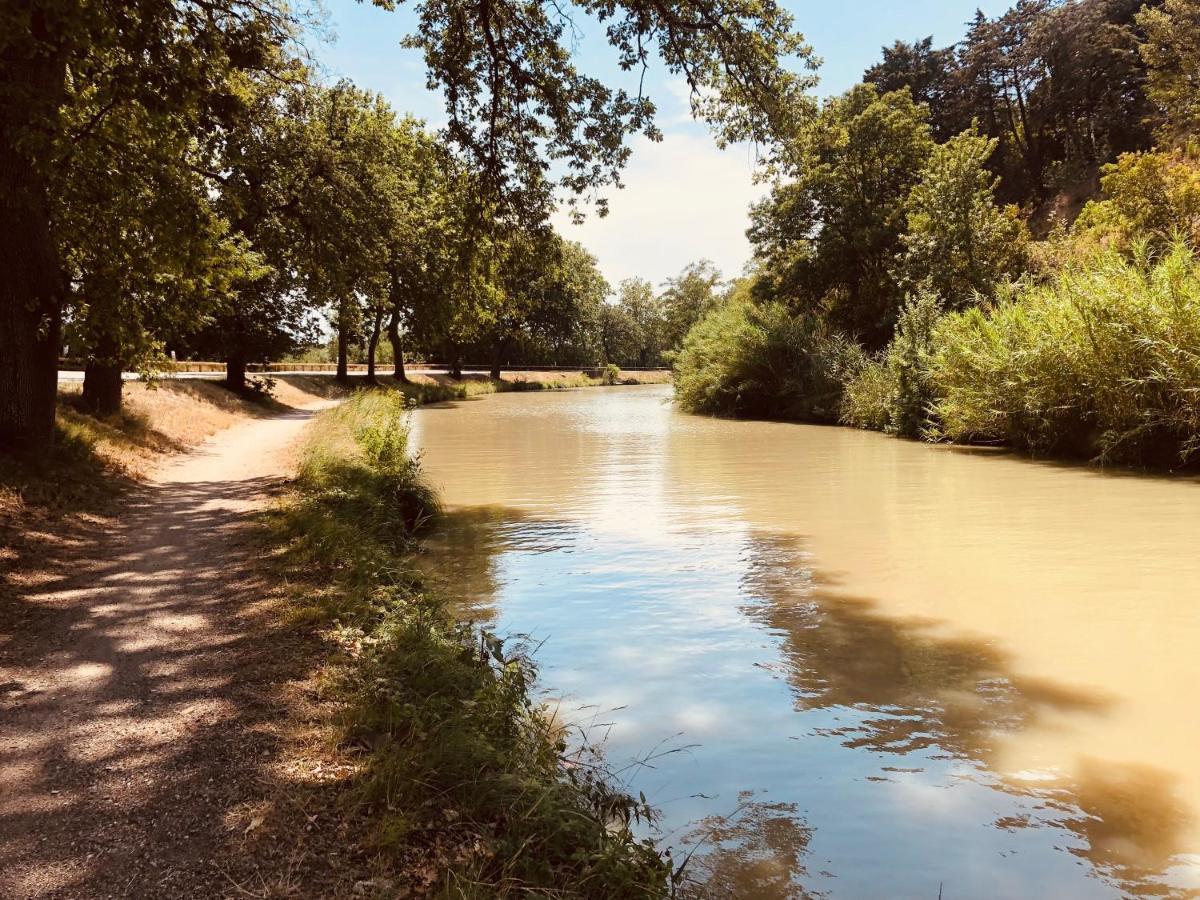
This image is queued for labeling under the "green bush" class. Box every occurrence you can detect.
[841,291,943,437]
[930,243,1200,464]
[673,297,865,422]
[1073,146,1200,254]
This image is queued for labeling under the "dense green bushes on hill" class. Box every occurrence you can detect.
[680,239,1200,466]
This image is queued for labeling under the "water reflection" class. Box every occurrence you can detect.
[679,795,817,899]
[411,386,1200,898]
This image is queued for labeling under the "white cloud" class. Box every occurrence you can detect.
[552,130,768,291]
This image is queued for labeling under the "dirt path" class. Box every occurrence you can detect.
[0,403,335,899]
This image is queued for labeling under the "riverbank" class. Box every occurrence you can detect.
[262,391,671,895]
[0,370,672,897]
[674,245,1200,469]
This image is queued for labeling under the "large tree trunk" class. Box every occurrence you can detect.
[0,47,68,450]
[81,363,122,416]
[336,315,349,383]
[81,330,123,415]
[366,306,383,385]
[225,350,247,392]
[386,306,407,382]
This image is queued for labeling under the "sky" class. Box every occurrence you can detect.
[312,1,1010,291]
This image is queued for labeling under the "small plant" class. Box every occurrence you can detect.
[602,362,622,385]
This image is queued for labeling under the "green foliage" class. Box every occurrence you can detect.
[866,2,1157,204]
[749,84,934,347]
[674,290,865,422]
[602,363,622,385]
[659,260,724,353]
[596,278,668,368]
[381,0,817,222]
[899,128,1028,305]
[842,291,943,438]
[930,244,1200,464]
[275,390,670,895]
[1138,0,1200,145]
[1073,146,1200,252]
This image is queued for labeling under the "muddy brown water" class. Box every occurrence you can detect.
[410,384,1200,899]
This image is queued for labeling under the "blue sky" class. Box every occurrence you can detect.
[312,1,1010,289]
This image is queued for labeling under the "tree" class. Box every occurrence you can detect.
[1138,0,1200,144]
[615,278,666,367]
[1033,0,1156,180]
[864,37,959,139]
[898,128,1028,305]
[379,121,445,381]
[56,52,261,414]
[0,0,295,446]
[597,301,640,367]
[749,84,934,348]
[380,0,819,224]
[659,260,723,354]
[191,69,324,391]
[955,2,1052,200]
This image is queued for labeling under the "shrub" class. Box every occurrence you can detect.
[1073,147,1200,253]
[602,362,622,385]
[841,291,943,437]
[930,243,1200,464]
[673,297,865,422]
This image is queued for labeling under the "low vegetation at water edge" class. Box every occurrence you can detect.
[268,390,672,897]
[671,0,1200,469]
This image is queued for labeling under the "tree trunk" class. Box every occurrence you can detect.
[0,48,68,449]
[336,316,349,383]
[82,361,123,416]
[226,350,247,392]
[386,306,407,382]
[489,336,510,380]
[366,306,383,385]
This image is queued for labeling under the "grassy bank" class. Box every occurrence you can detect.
[266,390,671,896]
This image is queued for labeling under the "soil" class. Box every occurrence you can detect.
[0,401,365,899]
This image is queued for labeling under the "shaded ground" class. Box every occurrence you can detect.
[0,402,350,898]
